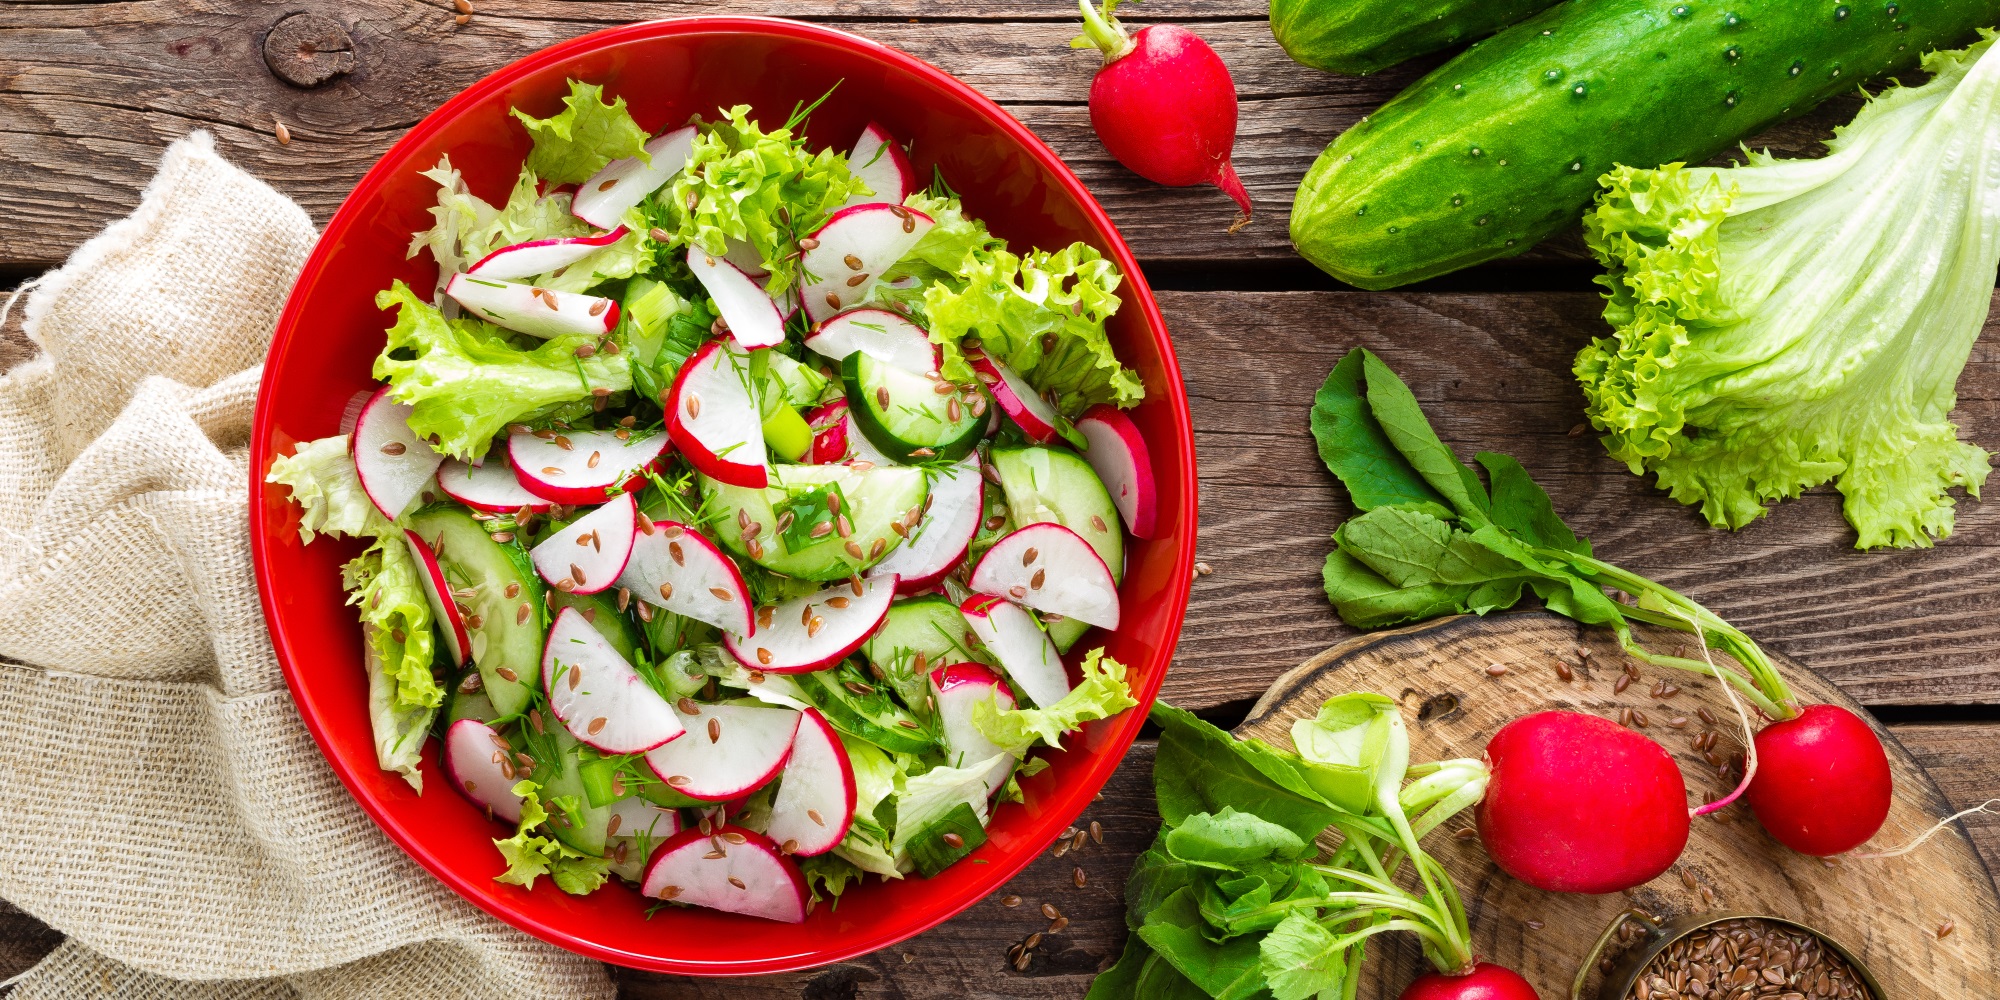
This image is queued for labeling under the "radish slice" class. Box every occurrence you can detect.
[965,349,1061,443]
[723,238,770,278]
[507,428,668,505]
[804,308,937,374]
[435,454,553,514]
[466,227,629,281]
[572,126,698,229]
[686,247,786,350]
[351,387,446,519]
[764,709,857,857]
[845,123,917,207]
[618,520,754,635]
[644,703,801,800]
[606,798,683,880]
[1075,405,1159,539]
[970,523,1120,630]
[529,492,638,595]
[664,337,768,489]
[404,529,471,666]
[960,595,1072,709]
[804,399,896,467]
[800,203,935,324]
[869,457,981,593]
[445,719,527,824]
[444,274,619,340]
[724,575,897,674]
[931,662,1018,794]
[640,824,808,923]
[541,606,686,754]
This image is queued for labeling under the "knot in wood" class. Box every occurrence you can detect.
[262,12,354,88]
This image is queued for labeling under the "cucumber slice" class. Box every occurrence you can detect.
[990,446,1124,585]
[539,727,611,856]
[548,589,641,662]
[1045,615,1091,655]
[445,673,501,725]
[902,800,988,877]
[843,352,983,463]
[862,595,980,714]
[701,464,928,581]
[405,505,544,718]
[791,661,938,756]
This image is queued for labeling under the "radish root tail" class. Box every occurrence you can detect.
[1853,798,2000,859]
[1668,607,1760,820]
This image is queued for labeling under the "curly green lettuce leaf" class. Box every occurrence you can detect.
[265,434,394,542]
[532,216,652,295]
[925,243,1141,414]
[406,155,500,283]
[340,535,442,712]
[361,623,438,792]
[799,853,864,907]
[373,281,632,460]
[885,192,1004,286]
[656,105,868,292]
[970,648,1138,755]
[886,754,1003,861]
[510,80,650,185]
[492,780,606,893]
[1576,34,2000,549]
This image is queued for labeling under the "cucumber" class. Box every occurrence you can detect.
[1270,0,1553,75]
[862,595,980,712]
[548,589,641,662]
[843,352,984,463]
[405,505,544,718]
[445,673,501,725]
[990,446,1124,584]
[901,801,988,877]
[538,727,611,856]
[1045,615,1092,655]
[701,464,928,580]
[792,661,939,756]
[1290,0,1994,289]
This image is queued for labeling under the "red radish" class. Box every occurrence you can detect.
[764,709,858,856]
[804,307,937,374]
[605,798,683,880]
[724,575,898,674]
[844,122,917,207]
[960,595,1072,709]
[351,387,446,519]
[800,203,935,323]
[931,662,1019,794]
[1745,704,1893,857]
[444,274,619,340]
[404,529,471,666]
[965,349,1061,443]
[804,399,895,467]
[528,492,637,595]
[685,247,786,350]
[664,337,768,489]
[644,703,801,800]
[444,719,527,824]
[508,428,668,505]
[435,454,553,514]
[1399,963,1541,1000]
[572,126,697,229]
[466,227,629,281]
[641,824,808,923]
[1073,0,1252,222]
[1075,404,1159,539]
[870,458,982,592]
[540,607,686,753]
[618,520,755,635]
[969,522,1121,630]
[1475,711,1689,895]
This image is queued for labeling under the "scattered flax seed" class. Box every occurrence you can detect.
[1615,674,1633,694]
[722,831,747,845]
[1938,919,1956,939]
[1526,920,1545,931]
[757,648,772,665]
[274,119,292,145]
[902,953,915,965]
[1486,663,1510,677]
[588,717,607,735]
[1012,950,1031,971]
[1041,903,1061,920]
[729,876,747,889]
[1698,706,1719,725]
[1619,707,1635,727]
[570,564,587,585]
[1632,709,1650,728]
[1048,916,1069,933]
[1568,423,1587,437]
[1052,839,1070,859]
[942,832,965,848]
[496,667,519,683]
[808,809,825,827]
[1089,821,1103,845]
[798,237,820,251]
[845,541,865,559]
[1680,867,1699,891]
[1073,829,1089,851]
[708,718,722,743]
[1195,562,1214,576]
[1072,867,1088,888]
[1452,827,1477,841]
[492,531,515,543]
[1667,716,1689,729]
[1659,683,1682,698]
[1002,895,1022,907]
[709,586,733,601]
[667,775,691,787]
[1555,660,1575,682]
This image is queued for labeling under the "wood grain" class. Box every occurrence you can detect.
[0,0,1866,270]
[1239,613,2000,1000]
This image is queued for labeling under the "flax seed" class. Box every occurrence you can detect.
[1698,706,1719,725]
[1072,867,1087,888]
[1089,821,1103,844]
[496,666,518,683]
[1616,674,1633,694]
[709,587,733,601]
[1002,895,1022,907]
[588,717,607,735]
[274,119,292,144]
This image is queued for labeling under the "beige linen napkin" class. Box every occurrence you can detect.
[0,132,615,1000]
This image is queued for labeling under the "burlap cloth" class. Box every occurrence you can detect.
[0,133,617,998]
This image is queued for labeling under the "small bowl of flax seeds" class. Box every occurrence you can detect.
[1581,911,1883,1000]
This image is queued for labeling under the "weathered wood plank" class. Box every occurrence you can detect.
[0,0,1863,269]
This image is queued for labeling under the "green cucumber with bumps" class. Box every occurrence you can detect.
[1270,0,1556,76]
[1290,0,1996,289]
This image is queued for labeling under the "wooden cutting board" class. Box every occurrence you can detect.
[1236,612,1999,1000]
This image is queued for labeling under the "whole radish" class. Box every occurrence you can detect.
[1073,0,1252,221]
[1475,711,1689,894]
[1745,704,1893,856]
[1401,962,1541,1000]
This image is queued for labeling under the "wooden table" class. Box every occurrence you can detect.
[4,2,1998,995]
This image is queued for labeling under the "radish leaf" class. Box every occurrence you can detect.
[1164,808,1307,869]
[1309,349,1442,511]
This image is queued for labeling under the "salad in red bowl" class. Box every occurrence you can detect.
[250,17,1194,975]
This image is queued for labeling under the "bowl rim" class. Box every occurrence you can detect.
[247,14,1197,974]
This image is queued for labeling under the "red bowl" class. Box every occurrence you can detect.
[249,16,1195,976]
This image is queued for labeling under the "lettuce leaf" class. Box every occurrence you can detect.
[886,192,1003,286]
[492,780,605,893]
[340,535,442,712]
[373,281,632,460]
[533,210,653,295]
[655,105,868,293]
[1576,34,2000,549]
[887,754,1003,859]
[924,243,1141,415]
[971,648,1138,755]
[265,434,394,542]
[406,155,499,286]
[510,80,651,185]
[361,624,438,792]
